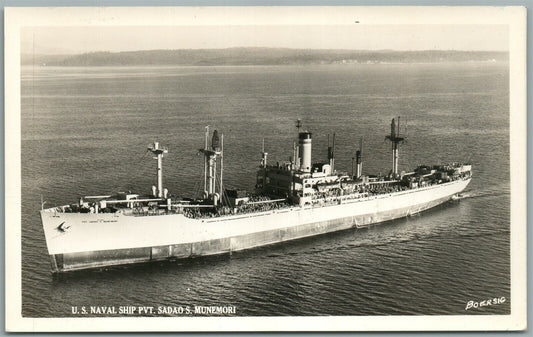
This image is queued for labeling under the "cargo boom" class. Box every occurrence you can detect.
[40,118,471,273]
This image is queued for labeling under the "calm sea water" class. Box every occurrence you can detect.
[21,62,510,317]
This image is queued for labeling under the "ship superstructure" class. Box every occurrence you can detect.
[256,118,470,209]
[40,118,472,273]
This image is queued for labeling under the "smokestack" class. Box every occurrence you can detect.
[299,132,312,173]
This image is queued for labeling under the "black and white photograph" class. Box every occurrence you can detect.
[5,6,526,331]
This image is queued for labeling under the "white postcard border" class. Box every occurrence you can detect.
[4,6,527,332]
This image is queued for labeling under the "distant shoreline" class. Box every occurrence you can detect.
[21,48,508,67]
[21,61,509,70]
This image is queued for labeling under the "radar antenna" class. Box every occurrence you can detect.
[296,119,302,133]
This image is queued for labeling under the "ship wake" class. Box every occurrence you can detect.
[456,184,509,201]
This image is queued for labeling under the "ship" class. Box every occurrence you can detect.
[40,117,472,273]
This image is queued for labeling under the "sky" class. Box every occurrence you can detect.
[21,24,509,55]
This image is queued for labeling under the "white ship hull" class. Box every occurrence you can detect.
[41,178,470,272]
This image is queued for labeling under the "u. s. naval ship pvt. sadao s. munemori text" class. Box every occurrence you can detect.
[40,117,472,273]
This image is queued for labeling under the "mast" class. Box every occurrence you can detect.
[294,119,302,170]
[203,126,209,196]
[294,142,300,171]
[291,142,296,170]
[327,133,336,173]
[148,142,168,198]
[385,116,404,178]
[261,138,268,168]
[199,128,222,205]
[219,133,224,203]
[331,133,336,172]
[356,137,363,179]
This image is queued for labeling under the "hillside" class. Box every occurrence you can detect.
[22,48,508,66]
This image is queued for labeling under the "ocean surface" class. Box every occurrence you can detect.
[20,62,510,317]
